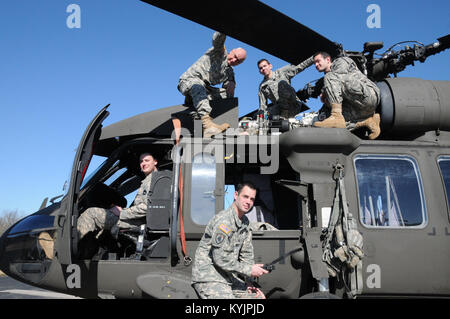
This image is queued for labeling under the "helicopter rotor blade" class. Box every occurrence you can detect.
[140,0,340,64]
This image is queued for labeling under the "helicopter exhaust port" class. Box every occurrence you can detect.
[377,78,450,136]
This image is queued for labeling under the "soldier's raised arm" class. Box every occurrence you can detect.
[212,31,226,52]
[278,56,314,80]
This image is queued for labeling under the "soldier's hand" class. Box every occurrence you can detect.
[109,206,122,217]
[225,81,236,97]
[320,92,329,104]
[251,264,269,278]
[247,286,266,299]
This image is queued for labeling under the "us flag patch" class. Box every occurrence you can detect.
[219,223,231,235]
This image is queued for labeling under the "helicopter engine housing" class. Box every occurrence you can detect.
[378,78,450,135]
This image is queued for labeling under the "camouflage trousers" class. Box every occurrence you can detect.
[272,82,305,118]
[269,101,304,119]
[178,78,227,117]
[323,72,380,122]
[76,207,119,240]
[193,282,263,299]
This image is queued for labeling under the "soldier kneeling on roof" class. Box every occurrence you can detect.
[312,51,381,140]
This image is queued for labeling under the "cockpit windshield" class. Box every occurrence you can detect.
[80,156,109,189]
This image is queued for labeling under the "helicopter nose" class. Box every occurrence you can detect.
[0,213,57,279]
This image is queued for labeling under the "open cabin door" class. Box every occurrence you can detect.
[56,105,110,265]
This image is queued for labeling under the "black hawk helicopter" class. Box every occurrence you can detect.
[1,0,449,299]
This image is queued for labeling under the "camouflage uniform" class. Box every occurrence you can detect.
[177,32,235,117]
[323,57,380,122]
[77,171,154,240]
[259,56,314,118]
[192,205,260,299]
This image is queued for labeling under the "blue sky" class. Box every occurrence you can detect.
[1,0,449,217]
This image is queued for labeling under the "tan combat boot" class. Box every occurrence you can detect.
[313,103,346,128]
[201,114,230,138]
[215,122,230,132]
[355,113,381,140]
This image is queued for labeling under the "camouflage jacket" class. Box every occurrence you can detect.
[258,56,314,112]
[327,57,380,99]
[330,56,363,75]
[191,205,254,285]
[179,32,235,88]
[117,171,154,226]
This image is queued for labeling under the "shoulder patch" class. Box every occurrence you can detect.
[214,233,225,246]
[218,223,231,235]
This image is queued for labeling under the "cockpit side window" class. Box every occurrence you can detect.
[437,156,450,220]
[354,155,427,228]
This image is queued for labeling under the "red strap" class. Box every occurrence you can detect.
[80,143,95,185]
[171,117,181,145]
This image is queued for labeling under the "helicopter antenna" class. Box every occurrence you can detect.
[381,40,425,55]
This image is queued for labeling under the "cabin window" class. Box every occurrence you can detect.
[190,153,216,225]
[437,156,450,216]
[225,184,236,208]
[354,155,427,228]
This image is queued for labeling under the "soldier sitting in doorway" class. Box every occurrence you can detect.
[76,152,158,258]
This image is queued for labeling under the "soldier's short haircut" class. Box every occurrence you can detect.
[236,181,258,194]
[313,51,331,60]
[257,58,270,67]
[140,151,158,163]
